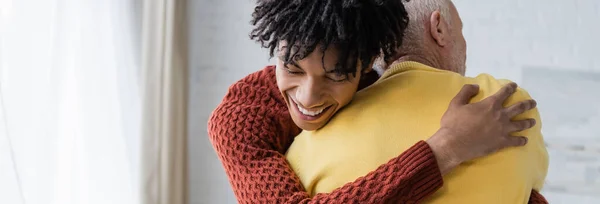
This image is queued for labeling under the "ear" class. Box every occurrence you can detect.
[429,10,449,47]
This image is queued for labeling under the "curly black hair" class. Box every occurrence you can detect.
[250,0,409,77]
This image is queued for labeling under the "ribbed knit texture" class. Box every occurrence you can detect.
[529,190,549,204]
[207,65,548,204]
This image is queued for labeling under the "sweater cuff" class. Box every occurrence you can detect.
[400,141,444,200]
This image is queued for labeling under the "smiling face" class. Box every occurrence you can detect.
[275,46,364,131]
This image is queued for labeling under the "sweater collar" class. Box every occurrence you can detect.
[378,61,449,81]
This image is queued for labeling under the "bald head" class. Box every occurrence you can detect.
[376,0,467,75]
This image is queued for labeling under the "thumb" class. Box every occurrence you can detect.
[504,136,528,147]
[450,84,480,107]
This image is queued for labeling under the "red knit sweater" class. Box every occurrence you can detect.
[207,66,548,204]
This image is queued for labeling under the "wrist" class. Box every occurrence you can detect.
[426,128,463,175]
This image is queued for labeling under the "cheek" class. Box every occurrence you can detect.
[330,80,360,107]
[275,67,292,91]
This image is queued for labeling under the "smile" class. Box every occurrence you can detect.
[297,104,326,116]
[288,95,331,120]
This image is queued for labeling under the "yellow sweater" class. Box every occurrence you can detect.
[286,61,548,203]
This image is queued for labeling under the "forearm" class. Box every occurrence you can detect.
[308,141,443,203]
[426,128,463,175]
[209,102,444,203]
[210,138,444,204]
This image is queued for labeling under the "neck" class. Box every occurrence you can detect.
[388,51,464,74]
[390,54,442,70]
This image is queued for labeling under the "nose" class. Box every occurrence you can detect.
[295,77,325,109]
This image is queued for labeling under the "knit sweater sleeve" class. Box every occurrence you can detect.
[207,66,443,204]
[528,190,548,204]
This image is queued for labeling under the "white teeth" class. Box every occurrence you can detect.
[297,104,325,116]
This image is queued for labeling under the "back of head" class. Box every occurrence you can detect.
[250,0,410,76]
[380,0,467,75]
[401,0,452,55]
[372,0,453,74]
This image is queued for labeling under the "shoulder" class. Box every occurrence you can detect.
[473,73,534,101]
[207,65,299,149]
[223,65,280,102]
[210,65,282,119]
[238,65,278,87]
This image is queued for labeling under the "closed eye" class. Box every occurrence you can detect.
[327,73,348,83]
[285,68,303,75]
[330,78,348,83]
[282,63,304,75]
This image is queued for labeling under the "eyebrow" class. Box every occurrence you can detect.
[279,55,304,70]
[277,50,339,74]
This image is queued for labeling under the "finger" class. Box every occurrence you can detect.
[450,84,480,107]
[509,118,537,132]
[487,82,518,106]
[504,136,528,147]
[504,99,537,118]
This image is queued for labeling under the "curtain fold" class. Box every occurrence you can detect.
[140,0,189,203]
[0,0,142,204]
[0,0,191,203]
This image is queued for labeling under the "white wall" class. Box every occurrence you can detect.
[189,0,600,203]
[188,0,272,203]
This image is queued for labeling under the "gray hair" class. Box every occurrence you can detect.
[373,0,454,74]
[402,0,453,53]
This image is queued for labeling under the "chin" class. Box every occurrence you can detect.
[299,125,319,131]
[294,120,322,131]
[291,115,326,131]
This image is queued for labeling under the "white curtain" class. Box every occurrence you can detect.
[140,0,188,204]
[0,0,142,204]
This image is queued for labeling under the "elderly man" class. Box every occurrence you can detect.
[286,0,549,203]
